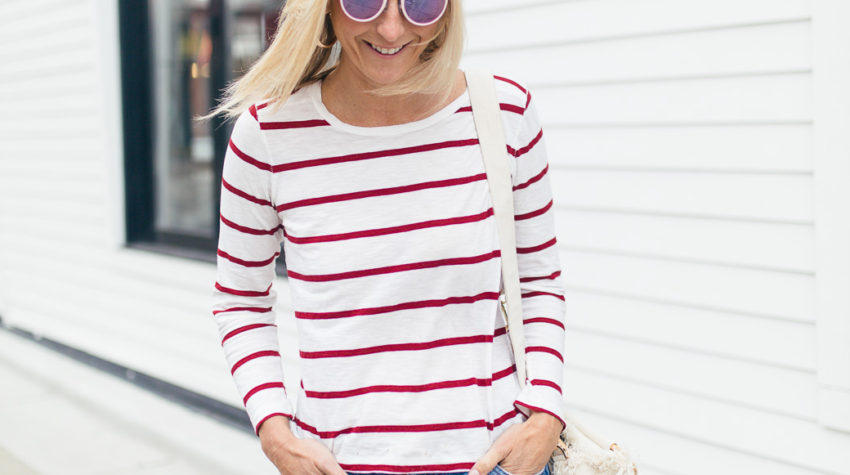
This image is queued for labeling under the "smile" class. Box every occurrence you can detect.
[366,41,405,56]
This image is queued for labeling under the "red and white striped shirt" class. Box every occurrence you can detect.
[211,73,566,474]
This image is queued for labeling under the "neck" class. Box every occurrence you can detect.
[321,61,463,127]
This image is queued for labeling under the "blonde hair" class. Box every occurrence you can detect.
[198,0,465,122]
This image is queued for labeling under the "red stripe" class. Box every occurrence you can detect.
[292,406,520,440]
[287,249,499,282]
[277,172,487,211]
[215,282,272,297]
[531,379,562,393]
[513,164,548,191]
[256,101,271,110]
[514,401,565,431]
[218,249,279,267]
[213,306,273,316]
[517,237,556,254]
[301,334,494,359]
[455,103,525,115]
[254,412,292,436]
[248,104,258,121]
[509,129,543,158]
[220,213,278,235]
[495,75,527,95]
[271,138,479,173]
[261,119,330,130]
[522,290,565,301]
[523,316,566,330]
[221,323,276,344]
[303,364,517,399]
[243,381,285,405]
[285,207,494,244]
[526,345,564,362]
[295,291,500,320]
[221,177,273,207]
[525,91,532,110]
[520,270,561,282]
[229,139,272,171]
[231,349,280,374]
[516,199,553,221]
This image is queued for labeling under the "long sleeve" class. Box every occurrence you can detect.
[210,107,292,436]
[506,90,567,431]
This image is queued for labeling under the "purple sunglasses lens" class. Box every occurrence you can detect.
[403,0,447,24]
[341,0,385,20]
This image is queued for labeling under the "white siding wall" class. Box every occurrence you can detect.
[0,0,306,428]
[461,1,850,474]
[0,1,848,474]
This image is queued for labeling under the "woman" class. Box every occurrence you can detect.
[206,1,566,474]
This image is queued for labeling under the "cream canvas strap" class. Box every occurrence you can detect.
[464,69,528,388]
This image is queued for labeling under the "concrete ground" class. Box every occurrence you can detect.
[0,328,280,475]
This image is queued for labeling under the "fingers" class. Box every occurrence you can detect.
[469,445,510,475]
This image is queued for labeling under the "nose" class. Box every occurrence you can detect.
[375,0,405,43]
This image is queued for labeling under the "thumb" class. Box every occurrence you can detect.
[469,445,508,475]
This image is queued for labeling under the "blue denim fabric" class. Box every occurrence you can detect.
[346,461,550,475]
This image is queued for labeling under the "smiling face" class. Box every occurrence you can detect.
[328,0,445,89]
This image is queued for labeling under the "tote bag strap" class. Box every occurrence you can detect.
[465,69,528,388]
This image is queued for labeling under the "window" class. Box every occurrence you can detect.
[119,0,283,270]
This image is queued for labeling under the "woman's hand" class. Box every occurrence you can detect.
[259,416,347,475]
[469,410,562,475]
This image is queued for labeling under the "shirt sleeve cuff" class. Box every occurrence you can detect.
[246,386,295,436]
[513,383,566,432]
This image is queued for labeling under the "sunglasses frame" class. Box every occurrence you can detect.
[339,0,449,27]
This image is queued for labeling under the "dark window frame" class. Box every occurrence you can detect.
[118,0,286,275]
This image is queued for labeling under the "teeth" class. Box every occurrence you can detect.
[369,43,403,55]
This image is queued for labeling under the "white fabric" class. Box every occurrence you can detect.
[211,72,567,474]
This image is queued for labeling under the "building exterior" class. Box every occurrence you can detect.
[1,0,849,473]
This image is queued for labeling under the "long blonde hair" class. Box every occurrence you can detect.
[198,0,465,122]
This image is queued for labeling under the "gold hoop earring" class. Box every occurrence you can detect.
[318,12,335,49]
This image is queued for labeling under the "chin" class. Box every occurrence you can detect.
[363,68,414,87]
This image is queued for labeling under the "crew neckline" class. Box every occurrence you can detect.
[308,79,470,136]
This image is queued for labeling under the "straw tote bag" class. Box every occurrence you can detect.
[465,69,639,475]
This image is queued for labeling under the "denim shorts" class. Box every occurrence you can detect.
[346,461,550,475]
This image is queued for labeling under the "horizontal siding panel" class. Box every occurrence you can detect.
[561,250,815,322]
[0,180,104,203]
[0,201,106,225]
[0,138,102,153]
[2,93,105,115]
[0,158,104,177]
[3,23,93,56]
[565,331,816,418]
[566,291,815,371]
[0,116,101,138]
[0,218,109,247]
[564,370,850,474]
[0,72,99,100]
[555,210,814,272]
[535,74,811,126]
[1,51,96,78]
[551,169,813,222]
[464,21,811,85]
[544,124,812,173]
[465,0,809,52]
[0,1,90,41]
